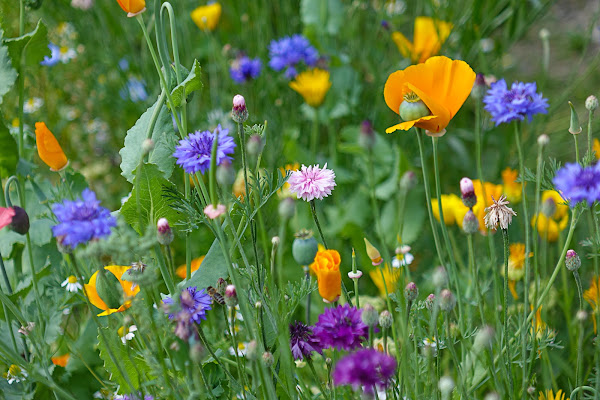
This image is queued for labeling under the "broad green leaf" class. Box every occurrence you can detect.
[5,20,50,69]
[169,59,203,109]
[182,238,228,290]
[119,96,177,183]
[97,327,148,393]
[0,116,18,177]
[120,163,183,234]
[0,30,17,104]
[301,0,344,36]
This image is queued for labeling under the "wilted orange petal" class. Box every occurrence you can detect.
[35,122,68,171]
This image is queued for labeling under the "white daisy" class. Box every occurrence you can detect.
[58,46,77,63]
[61,275,82,293]
[392,245,414,268]
[229,341,248,357]
[23,97,43,114]
[5,364,27,384]
[118,325,137,344]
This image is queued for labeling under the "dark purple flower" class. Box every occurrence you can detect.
[163,286,213,324]
[553,162,600,206]
[483,79,548,125]
[230,56,262,83]
[333,349,397,395]
[173,125,236,174]
[51,189,116,248]
[289,321,321,360]
[268,34,318,79]
[313,304,368,351]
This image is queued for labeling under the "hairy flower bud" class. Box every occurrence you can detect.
[565,249,581,271]
[460,177,477,208]
[157,218,174,245]
[586,95,599,111]
[262,351,274,368]
[462,210,480,234]
[474,325,495,352]
[537,134,549,147]
[438,376,454,395]
[432,266,448,288]
[471,73,486,100]
[425,293,436,310]
[404,282,419,302]
[361,304,379,327]
[9,206,30,235]
[439,289,456,312]
[224,284,238,307]
[231,94,248,123]
[379,310,392,329]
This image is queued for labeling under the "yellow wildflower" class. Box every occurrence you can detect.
[191,2,221,31]
[176,256,205,279]
[584,276,600,333]
[278,163,300,199]
[502,243,532,299]
[501,167,522,203]
[84,265,140,316]
[594,138,600,159]
[531,190,568,242]
[538,389,569,400]
[391,17,453,64]
[370,265,400,298]
[289,68,331,108]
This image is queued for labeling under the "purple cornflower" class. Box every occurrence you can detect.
[483,79,549,125]
[289,321,322,360]
[287,164,336,202]
[40,43,60,66]
[173,125,236,174]
[268,34,318,79]
[553,162,600,206]
[313,304,368,351]
[163,286,213,324]
[51,189,116,248]
[230,55,262,83]
[332,349,397,395]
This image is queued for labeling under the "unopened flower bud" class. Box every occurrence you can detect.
[271,236,280,246]
[278,197,296,219]
[426,294,436,310]
[462,210,480,235]
[404,282,419,302]
[142,138,154,154]
[246,340,258,361]
[364,238,383,266]
[568,102,582,135]
[157,218,174,245]
[586,95,599,111]
[471,73,486,100]
[358,120,376,150]
[246,134,264,157]
[438,376,454,395]
[399,171,417,191]
[485,392,500,400]
[379,310,392,328]
[474,325,494,352]
[460,177,477,208]
[231,94,248,123]
[539,28,550,40]
[9,206,29,235]
[262,351,274,368]
[537,134,549,147]
[361,304,379,327]
[565,249,581,271]
[217,159,236,186]
[527,387,536,395]
[432,266,447,288]
[292,230,318,266]
[577,310,588,322]
[325,357,333,368]
[224,284,238,307]
[439,289,456,312]
[255,301,262,309]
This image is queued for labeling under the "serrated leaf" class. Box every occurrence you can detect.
[169,59,202,109]
[182,238,228,290]
[120,163,183,234]
[0,116,18,176]
[97,326,147,393]
[119,96,177,183]
[0,30,17,104]
[5,20,50,69]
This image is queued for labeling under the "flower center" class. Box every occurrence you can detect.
[403,91,421,103]
[67,275,77,284]
[118,326,126,337]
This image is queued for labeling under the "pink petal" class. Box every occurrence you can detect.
[0,207,15,230]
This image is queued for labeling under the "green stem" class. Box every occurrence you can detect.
[588,109,595,165]
[307,360,331,400]
[574,269,584,399]
[311,110,319,157]
[574,134,580,164]
[154,244,175,294]
[501,228,514,397]
[225,306,249,398]
[467,234,485,324]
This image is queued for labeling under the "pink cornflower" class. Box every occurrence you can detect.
[204,204,226,219]
[288,164,336,202]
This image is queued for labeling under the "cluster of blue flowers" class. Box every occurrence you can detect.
[268,34,319,78]
[483,79,549,125]
[230,55,262,84]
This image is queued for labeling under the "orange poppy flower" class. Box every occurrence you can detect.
[34,122,68,171]
[392,17,453,64]
[51,354,70,367]
[310,249,341,302]
[84,265,140,316]
[176,256,205,279]
[116,0,146,15]
[384,56,475,134]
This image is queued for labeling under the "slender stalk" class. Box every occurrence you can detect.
[304,267,311,324]
[445,316,468,399]
[307,360,331,400]
[154,244,175,294]
[501,228,514,397]
[574,134,580,164]
[573,269,584,399]
[224,306,249,398]
[467,234,485,324]
[588,107,595,164]
[310,109,319,157]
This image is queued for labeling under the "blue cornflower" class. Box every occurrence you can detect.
[173,125,236,174]
[268,34,318,79]
[483,79,549,125]
[313,304,368,351]
[163,286,212,324]
[553,162,600,206]
[230,55,262,83]
[52,189,116,248]
[40,43,60,67]
[120,76,148,103]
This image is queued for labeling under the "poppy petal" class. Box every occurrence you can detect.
[85,271,109,312]
[413,17,453,63]
[391,32,413,59]
[385,115,438,134]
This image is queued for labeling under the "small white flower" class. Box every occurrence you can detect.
[23,97,43,114]
[229,342,248,357]
[58,46,77,63]
[484,195,517,230]
[118,325,137,344]
[392,245,414,268]
[5,364,27,384]
[61,275,82,293]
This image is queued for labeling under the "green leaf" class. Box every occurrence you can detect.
[301,0,344,36]
[182,238,228,290]
[120,163,183,234]
[119,96,177,183]
[0,30,17,104]
[0,116,18,176]
[169,59,203,109]
[97,327,147,393]
[5,20,50,69]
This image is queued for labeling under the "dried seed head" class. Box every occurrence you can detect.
[484,195,517,230]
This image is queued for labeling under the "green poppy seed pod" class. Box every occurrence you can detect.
[95,268,124,310]
[568,102,582,135]
[292,230,319,266]
[262,352,274,368]
[378,310,392,329]
[278,197,296,219]
[565,249,581,271]
[399,95,431,122]
[462,210,480,235]
[9,206,30,235]
[439,289,456,312]
[404,282,419,302]
[586,95,598,111]
[246,340,258,361]
[361,304,379,327]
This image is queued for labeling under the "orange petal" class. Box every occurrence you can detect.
[176,256,205,279]
[105,265,140,298]
[34,122,68,171]
[116,0,145,13]
[413,17,453,63]
[317,268,341,302]
[391,32,413,59]
[84,271,108,312]
[385,115,438,134]
[509,280,519,300]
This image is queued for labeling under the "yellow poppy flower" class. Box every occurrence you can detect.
[310,249,341,302]
[51,354,70,367]
[370,265,400,298]
[538,389,569,400]
[594,138,600,159]
[278,163,300,199]
[501,167,522,203]
[176,256,205,279]
[541,190,568,220]
[84,265,140,316]
[391,17,453,64]
[34,122,68,171]
[431,194,464,226]
[500,243,532,299]
[289,68,332,108]
[116,0,145,14]
[384,56,475,134]
[585,276,600,333]
[531,213,568,242]
[191,3,221,31]
[531,306,552,340]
